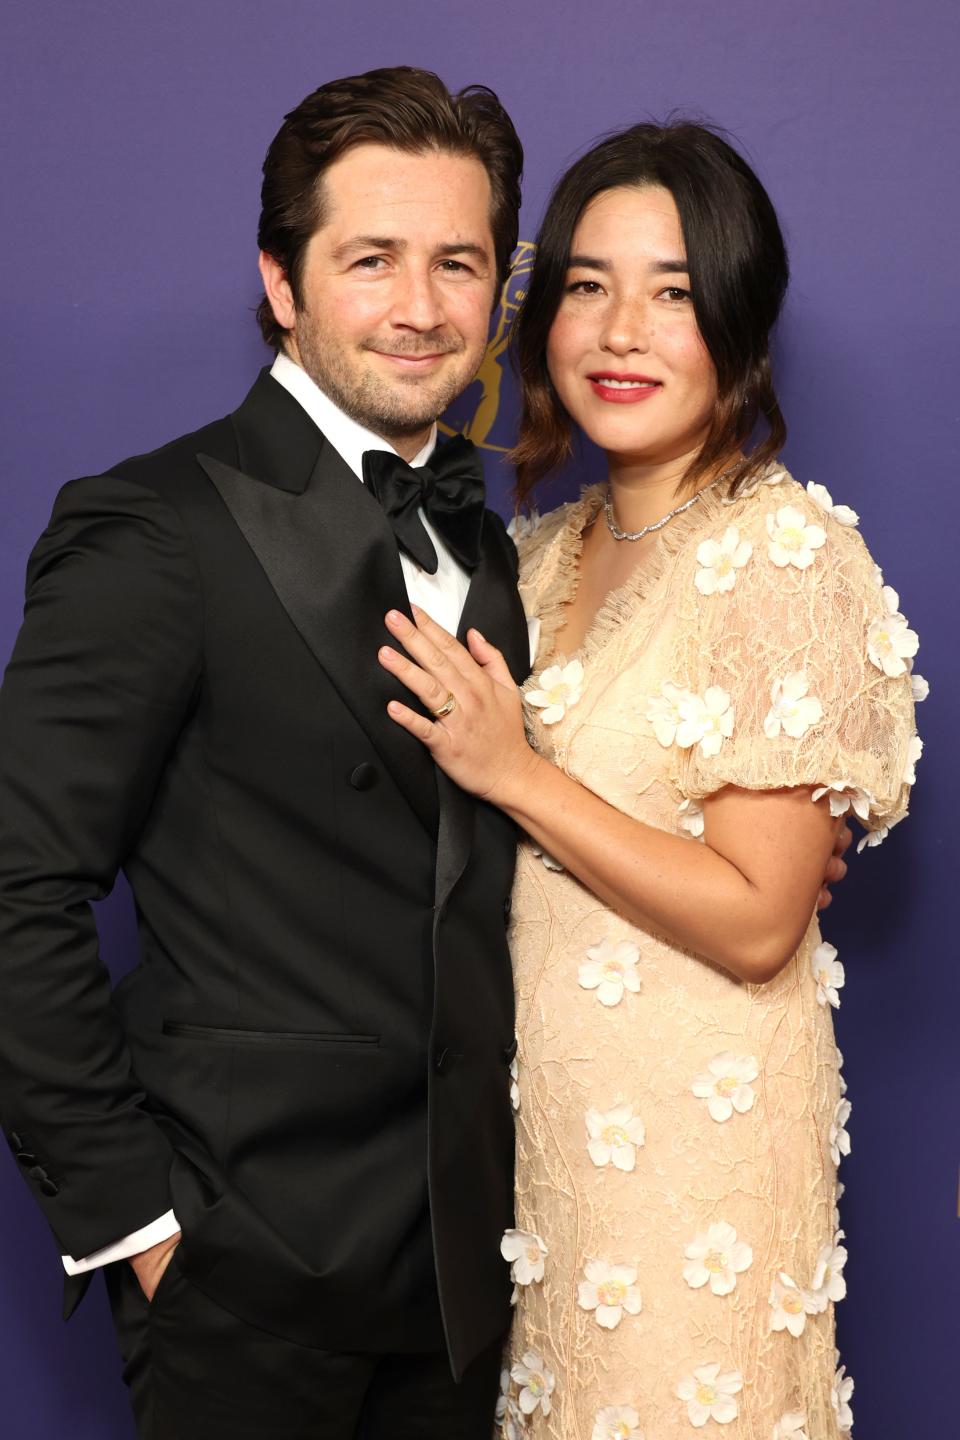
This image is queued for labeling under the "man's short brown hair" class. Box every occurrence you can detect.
[256,66,524,349]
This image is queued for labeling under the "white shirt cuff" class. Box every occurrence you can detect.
[61,1210,181,1275]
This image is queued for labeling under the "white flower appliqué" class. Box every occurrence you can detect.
[769,1272,818,1337]
[647,681,694,748]
[867,586,919,677]
[676,1363,743,1427]
[579,939,642,1007]
[507,508,542,544]
[526,659,585,725]
[903,734,923,785]
[763,671,824,740]
[766,504,827,569]
[811,942,845,1008]
[586,1103,646,1171]
[577,1259,642,1329]
[809,1232,848,1308]
[678,798,705,838]
[806,481,859,527]
[500,1228,547,1289]
[911,672,930,702]
[592,1405,643,1440]
[831,1361,854,1432]
[724,464,787,502]
[830,1097,852,1165]
[856,811,904,854]
[511,1351,555,1418]
[496,1368,527,1440]
[811,780,873,822]
[772,1410,809,1440]
[694,526,753,595]
[509,1056,520,1112]
[682,1221,753,1296]
[676,687,735,756]
[692,1052,759,1122]
[531,843,564,872]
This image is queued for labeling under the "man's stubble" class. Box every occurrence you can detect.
[294,316,486,444]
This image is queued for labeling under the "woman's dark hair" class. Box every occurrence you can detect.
[510,121,788,501]
[256,66,523,349]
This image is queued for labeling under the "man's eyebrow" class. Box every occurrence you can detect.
[435,242,491,262]
[566,254,690,274]
[330,235,407,260]
[330,237,491,262]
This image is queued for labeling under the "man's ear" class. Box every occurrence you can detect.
[258,251,297,333]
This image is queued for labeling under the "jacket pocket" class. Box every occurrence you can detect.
[162,1022,379,1048]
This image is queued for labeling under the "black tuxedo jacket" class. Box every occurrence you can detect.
[0,370,530,1375]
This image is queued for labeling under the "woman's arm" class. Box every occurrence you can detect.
[380,607,840,985]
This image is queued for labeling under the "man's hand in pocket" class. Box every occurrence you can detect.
[129,1231,182,1302]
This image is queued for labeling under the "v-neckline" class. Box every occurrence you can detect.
[532,482,729,675]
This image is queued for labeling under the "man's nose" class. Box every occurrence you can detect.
[389,267,446,331]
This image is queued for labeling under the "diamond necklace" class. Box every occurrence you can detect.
[602,464,739,542]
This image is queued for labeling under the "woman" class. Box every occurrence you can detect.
[378,123,921,1438]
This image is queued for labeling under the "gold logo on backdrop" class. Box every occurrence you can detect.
[439,241,536,452]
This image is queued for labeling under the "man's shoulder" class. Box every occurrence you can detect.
[105,410,238,501]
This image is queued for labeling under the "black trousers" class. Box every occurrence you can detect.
[105,1257,504,1439]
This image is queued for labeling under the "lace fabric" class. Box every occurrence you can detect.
[500,473,916,1438]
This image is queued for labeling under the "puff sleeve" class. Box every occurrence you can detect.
[659,482,921,844]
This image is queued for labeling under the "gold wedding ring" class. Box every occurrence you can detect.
[432,692,457,719]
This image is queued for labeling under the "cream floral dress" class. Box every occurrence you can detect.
[497,470,923,1440]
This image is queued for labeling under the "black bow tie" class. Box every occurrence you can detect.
[362,435,486,575]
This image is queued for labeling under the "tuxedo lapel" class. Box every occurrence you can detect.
[457,529,531,684]
[197,372,439,835]
[434,523,532,913]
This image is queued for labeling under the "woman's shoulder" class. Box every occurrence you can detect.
[511,486,601,582]
[716,466,879,580]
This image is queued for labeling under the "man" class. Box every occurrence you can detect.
[0,67,529,1437]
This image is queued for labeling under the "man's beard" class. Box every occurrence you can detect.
[294,318,483,442]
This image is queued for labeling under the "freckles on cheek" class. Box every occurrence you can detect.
[546,313,581,382]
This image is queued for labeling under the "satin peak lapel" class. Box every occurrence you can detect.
[198,444,439,836]
[434,523,531,913]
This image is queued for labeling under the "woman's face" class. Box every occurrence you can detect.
[546,185,718,468]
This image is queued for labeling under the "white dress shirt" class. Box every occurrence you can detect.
[62,355,477,1275]
[271,352,473,632]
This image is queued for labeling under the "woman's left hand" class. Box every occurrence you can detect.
[379,605,540,804]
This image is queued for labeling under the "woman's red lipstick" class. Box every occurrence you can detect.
[587,372,662,404]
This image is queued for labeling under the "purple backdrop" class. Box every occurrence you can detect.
[1,1,957,1434]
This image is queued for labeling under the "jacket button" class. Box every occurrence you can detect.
[502,1037,518,1064]
[16,1150,37,1166]
[39,1178,59,1197]
[9,1131,23,1151]
[349,763,379,791]
[26,1164,47,1182]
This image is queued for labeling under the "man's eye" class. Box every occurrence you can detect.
[439,260,471,273]
[354,256,386,270]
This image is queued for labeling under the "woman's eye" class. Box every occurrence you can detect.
[660,285,691,303]
[567,279,603,295]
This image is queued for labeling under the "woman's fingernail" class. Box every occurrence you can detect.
[380,646,396,660]
[386,610,404,625]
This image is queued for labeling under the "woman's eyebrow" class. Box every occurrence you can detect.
[566,254,689,273]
